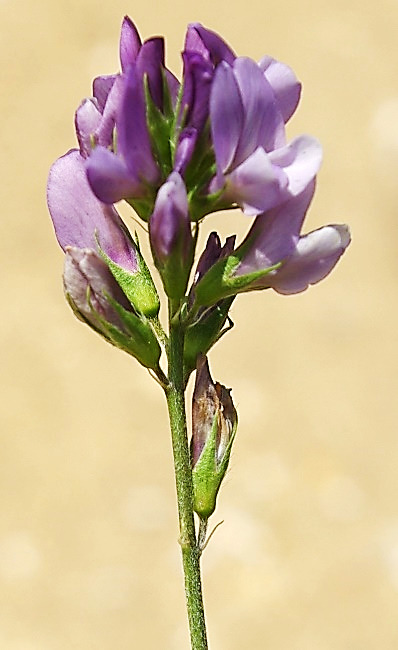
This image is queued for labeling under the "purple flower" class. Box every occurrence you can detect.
[74,17,178,210]
[86,38,166,206]
[47,149,160,316]
[48,150,138,272]
[209,57,322,215]
[258,55,301,123]
[179,52,213,132]
[78,17,142,156]
[234,181,351,294]
[193,181,350,306]
[49,17,350,321]
[184,23,236,66]
[173,24,235,186]
[149,172,194,299]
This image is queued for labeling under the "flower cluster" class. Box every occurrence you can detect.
[47,16,350,519]
[48,18,349,321]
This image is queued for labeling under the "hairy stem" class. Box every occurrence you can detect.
[165,301,208,649]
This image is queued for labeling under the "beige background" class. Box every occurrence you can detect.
[1,0,397,647]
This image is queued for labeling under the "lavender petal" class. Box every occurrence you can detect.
[259,56,301,123]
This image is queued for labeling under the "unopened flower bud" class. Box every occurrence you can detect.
[191,356,237,519]
[149,172,194,300]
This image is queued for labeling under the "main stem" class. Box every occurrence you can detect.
[165,302,208,650]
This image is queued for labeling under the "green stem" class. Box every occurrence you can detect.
[165,301,208,650]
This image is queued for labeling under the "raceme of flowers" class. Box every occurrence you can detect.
[47,17,350,373]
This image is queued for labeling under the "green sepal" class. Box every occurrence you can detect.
[144,74,173,178]
[184,299,234,380]
[65,290,161,370]
[156,241,194,302]
[188,188,226,223]
[160,67,175,120]
[98,238,160,318]
[102,296,161,370]
[126,197,154,222]
[192,411,237,519]
[194,253,282,307]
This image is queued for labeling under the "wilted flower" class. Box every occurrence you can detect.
[191,356,237,519]
[64,247,161,369]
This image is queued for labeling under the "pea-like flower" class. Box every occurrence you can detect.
[149,171,194,300]
[48,16,350,352]
[47,149,160,317]
[60,17,324,222]
[209,57,322,215]
[86,21,167,208]
[193,181,350,306]
[234,181,351,294]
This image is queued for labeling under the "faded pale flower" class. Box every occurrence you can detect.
[191,356,237,519]
[64,247,161,369]
[193,182,350,306]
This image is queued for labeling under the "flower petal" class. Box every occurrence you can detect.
[233,57,285,162]
[210,62,244,173]
[149,172,193,298]
[269,224,351,294]
[269,135,323,196]
[174,127,198,174]
[180,51,213,130]
[194,232,236,282]
[185,23,235,65]
[226,147,289,215]
[92,75,117,113]
[135,37,165,110]
[235,181,316,275]
[86,146,140,204]
[259,56,301,123]
[149,172,190,263]
[75,99,102,158]
[165,69,180,108]
[47,149,138,273]
[95,75,125,148]
[119,16,141,72]
[117,64,159,184]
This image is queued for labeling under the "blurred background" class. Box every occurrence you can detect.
[1,0,397,647]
